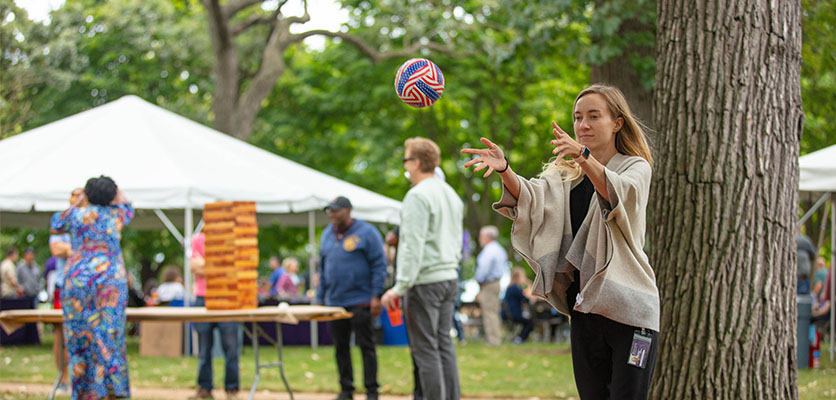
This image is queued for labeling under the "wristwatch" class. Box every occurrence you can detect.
[580,145,591,160]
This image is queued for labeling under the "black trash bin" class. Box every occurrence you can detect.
[797,295,812,369]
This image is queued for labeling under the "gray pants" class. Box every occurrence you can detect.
[404,279,460,400]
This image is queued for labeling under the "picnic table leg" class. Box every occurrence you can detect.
[246,323,260,400]
[49,323,64,400]
[276,321,293,400]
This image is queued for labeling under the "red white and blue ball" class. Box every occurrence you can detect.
[394,58,445,108]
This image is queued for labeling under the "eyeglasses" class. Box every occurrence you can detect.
[402,157,416,163]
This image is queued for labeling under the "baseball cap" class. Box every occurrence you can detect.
[325,196,352,211]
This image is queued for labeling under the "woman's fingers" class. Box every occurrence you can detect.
[552,120,569,138]
[460,147,483,155]
[480,137,497,149]
[463,157,483,168]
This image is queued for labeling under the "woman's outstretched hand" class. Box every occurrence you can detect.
[550,120,583,163]
[461,137,508,178]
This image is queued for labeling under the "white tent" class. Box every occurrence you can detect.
[0,95,402,345]
[0,95,401,228]
[799,144,835,362]
[800,143,836,193]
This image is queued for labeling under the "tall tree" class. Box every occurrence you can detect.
[201,0,455,140]
[649,1,803,399]
[0,0,71,138]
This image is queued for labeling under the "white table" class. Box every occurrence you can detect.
[0,305,352,400]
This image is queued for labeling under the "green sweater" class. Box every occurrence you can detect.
[393,178,463,295]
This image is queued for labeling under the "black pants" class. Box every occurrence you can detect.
[570,311,658,400]
[511,316,534,341]
[330,305,378,395]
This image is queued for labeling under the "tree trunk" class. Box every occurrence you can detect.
[649,1,803,399]
[590,16,655,133]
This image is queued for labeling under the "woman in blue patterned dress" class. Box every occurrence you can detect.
[51,176,134,400]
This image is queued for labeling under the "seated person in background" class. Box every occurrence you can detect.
[267,256,285,298]
[275,257,302,299]
[257,277,272,302]
[127,274,147,308]
[504,267,535,344]
[156,265,185,305]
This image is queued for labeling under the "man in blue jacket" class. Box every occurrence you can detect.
[317,196,387,400]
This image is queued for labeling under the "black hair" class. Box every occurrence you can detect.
[85,175,117,206]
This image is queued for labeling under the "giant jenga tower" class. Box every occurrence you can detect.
[203,201,259,310]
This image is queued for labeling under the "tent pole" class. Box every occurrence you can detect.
[153,209,184,245]
[309,210,318,349]
[184,206,193,308]
[799,193,830,227]
[831,199,834,362]
[817,200,832,251]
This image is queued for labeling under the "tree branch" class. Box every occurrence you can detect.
[221,0,263,19]
[289,30,456,62]
[284,0,310,25]
[232,9,280,36]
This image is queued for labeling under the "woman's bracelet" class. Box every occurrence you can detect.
[496,157,509,173]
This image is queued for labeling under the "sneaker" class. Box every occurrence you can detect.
[225,389,239,399]
[189,388,213,399]
[366,392,379,400]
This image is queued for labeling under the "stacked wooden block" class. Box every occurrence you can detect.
[203,201,259,310]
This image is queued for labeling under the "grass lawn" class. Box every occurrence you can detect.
[0,328,834,399]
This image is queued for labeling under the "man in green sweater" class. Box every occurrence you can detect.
[382,137,463,400]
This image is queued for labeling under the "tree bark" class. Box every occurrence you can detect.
[649,1,803,399]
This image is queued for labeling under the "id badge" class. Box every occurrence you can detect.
[627,330,652,369]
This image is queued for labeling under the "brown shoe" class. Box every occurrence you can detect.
[189,388,213,399]
[225,389,239,399]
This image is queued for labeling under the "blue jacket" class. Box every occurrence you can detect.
[317,219,387,307]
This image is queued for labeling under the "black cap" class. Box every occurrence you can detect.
[325,196,352,211]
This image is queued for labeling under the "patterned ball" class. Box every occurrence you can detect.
[394,58,445,108]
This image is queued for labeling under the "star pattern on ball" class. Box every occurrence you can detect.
[394,58,445,108]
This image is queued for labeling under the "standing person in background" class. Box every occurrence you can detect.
[382,137,464,400]
[1,247,22,298]
[318,196,387,400]
[47,187,83,394]
[462,84,660,399]
[16,247,43,304]
[189,231,241,399]
[267,256,285,298]
[51,175,134,399]
[474,225,508,346]
[798,230,817,295]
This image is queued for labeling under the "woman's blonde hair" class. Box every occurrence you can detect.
[544,84,653,181]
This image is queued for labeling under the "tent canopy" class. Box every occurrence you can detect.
[0,95,401,229]
[800,143,836,193]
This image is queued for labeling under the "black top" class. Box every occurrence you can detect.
[566,176,595,310]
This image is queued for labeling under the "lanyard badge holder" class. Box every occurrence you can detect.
[628,329,652,369]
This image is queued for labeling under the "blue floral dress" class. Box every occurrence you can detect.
[51,203,134,400]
